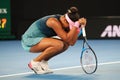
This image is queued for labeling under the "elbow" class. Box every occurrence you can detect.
[69,42,75,46]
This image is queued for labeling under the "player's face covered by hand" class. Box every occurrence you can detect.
[60,15,69,28]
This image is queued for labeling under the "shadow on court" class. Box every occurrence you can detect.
[25,74,97,80]
[25,62,120,80]
[1,62,120,80]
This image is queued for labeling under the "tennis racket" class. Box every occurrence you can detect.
[80,25,98,74]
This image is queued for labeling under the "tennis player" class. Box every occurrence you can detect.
[21,6,87,74]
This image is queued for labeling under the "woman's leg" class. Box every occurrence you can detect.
[30,38,69,61]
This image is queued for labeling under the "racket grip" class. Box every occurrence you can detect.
[81,25,86,37]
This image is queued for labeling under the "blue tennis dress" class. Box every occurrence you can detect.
[21,14,61,51]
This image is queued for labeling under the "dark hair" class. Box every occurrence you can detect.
[67,6,80,22]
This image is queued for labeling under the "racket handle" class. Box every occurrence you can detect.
[81,25,86,37]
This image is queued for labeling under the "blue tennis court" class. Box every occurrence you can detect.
[0,40,120,80]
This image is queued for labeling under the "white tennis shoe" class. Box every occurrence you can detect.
[28,60,53,74]
[39,60,53,73]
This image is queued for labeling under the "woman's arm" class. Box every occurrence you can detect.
[68,29,79,46]
[46,18,78,45]
[69,18,87,46]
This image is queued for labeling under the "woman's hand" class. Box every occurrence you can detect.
[78,18,87,26]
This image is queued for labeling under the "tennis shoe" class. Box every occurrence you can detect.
[39,60,53,73]
[28,60,46,74]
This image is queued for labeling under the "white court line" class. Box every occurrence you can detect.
[0,61,120,78]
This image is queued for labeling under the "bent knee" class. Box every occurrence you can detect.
[53,41,64,51]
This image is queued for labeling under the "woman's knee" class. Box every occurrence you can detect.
[53,41,64,51]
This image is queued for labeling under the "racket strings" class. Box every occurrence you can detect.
[82,49,97,73]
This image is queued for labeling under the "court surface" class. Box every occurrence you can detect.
[0,40,120,80]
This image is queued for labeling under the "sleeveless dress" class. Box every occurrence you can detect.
[21,14,61,51]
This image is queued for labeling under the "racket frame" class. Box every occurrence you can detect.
[80,26,98,74]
